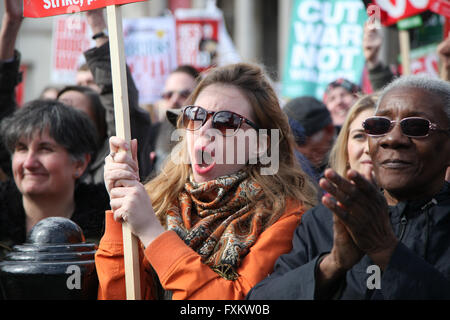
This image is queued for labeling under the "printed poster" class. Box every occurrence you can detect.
[123,17,177,105]
[50,16,94,84]
[174,6,240,71]
[175,16,220,71]
[282,0,368,100]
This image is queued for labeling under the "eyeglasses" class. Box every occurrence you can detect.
[161,89,192,100]
[363,116,450,138]
[182,105,260,136]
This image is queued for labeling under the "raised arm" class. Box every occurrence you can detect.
[0,0,24,178]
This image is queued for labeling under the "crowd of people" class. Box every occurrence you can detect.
[0,0,449,300]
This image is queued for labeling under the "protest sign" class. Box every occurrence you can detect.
[372,0,431,26]
[50,16,177,105]
[24,0,147,18]
[50,16,94,84]
[398,44,440,76]
[175,15,220,71]
[410,44,440,76]
[123,17,177,105]
[175,6,240,71]
[429,0,450,18]
[282,0,367,100]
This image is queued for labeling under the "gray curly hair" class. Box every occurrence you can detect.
[376,75,450,125]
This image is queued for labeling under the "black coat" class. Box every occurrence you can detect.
[0,180,110,259]
[247,182,450,300]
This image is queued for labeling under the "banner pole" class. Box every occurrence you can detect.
[399,29,411,76]
[106,4,142,300]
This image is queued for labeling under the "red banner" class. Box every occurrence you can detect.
[24,0,147,18]
[372,0,430,26]
[429,0,450,18]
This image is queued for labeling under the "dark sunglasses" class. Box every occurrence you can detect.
[161,89,192,100]
[182,105,260,136]
[363,116,450,138]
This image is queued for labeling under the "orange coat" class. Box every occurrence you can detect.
[95,200,305,300]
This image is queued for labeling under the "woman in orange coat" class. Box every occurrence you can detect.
[95,63,318,300]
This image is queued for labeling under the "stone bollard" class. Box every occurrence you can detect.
[0,217,98,300]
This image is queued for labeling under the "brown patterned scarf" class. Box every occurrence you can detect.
[165,171,282,280]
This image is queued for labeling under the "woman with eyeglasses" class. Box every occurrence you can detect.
[247,75,450,300]
[95,63,318,299]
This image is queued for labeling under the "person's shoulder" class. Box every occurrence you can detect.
[74,183,110,208]
[0,179,21,206]
[73,183,109,241]
[301,202,333,226]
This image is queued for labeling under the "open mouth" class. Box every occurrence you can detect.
[193,147,216,174]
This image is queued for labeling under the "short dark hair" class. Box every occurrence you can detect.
[0,99,99,161]
[57,85,107,139]
[172,65,201,83]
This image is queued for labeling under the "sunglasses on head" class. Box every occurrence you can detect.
[161,89,192,100]
[363,116,450,138]
[182,105,260,136]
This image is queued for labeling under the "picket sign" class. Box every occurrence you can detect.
[24,0,147,300]
[370,0,426,75]
[106,4,141,300]
[24,0,146,17]
[373,0,430,26]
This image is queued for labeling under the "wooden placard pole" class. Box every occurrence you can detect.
[106,4,142,300]
[441,61,449,80]
[399,29,411,76]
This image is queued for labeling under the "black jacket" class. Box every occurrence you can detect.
[0,180,110,259]
[84,43,154,182]
[247,182,450,300]
[0,50,21,178]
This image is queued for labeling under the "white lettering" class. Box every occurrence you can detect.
[298,0,321,23]
[323,2,344,24]
[298,1,364,24]
[291,44,316,68]
[340,24,362,46]
[342,1,364,24]
[179,304,214,317]
[376,0,406,19]
[367,4,382,30]
[410,0,429,9]
[294,22,323,45]
[321,26,339,46]
[317,47,339,70]
[224,304,270,315]
[339,47,360,70]
[66,265,81,290]
[43,0,51,9]
[366,265,381,290]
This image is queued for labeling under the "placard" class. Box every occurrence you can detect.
[282,0,367,100]
[24,0,148,18]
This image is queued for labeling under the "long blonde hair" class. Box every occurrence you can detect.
[145,63,318,225]
[328,94,378,177]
